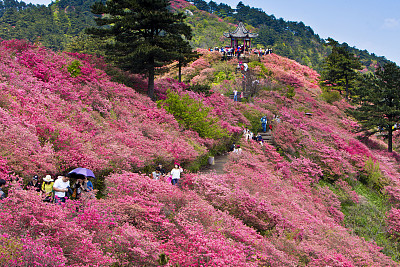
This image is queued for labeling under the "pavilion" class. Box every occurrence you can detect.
[223,22,258,50]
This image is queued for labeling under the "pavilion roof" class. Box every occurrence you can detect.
[223,22,258,39]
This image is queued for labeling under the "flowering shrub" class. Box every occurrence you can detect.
[387,208,400,239]
[0,39,399,266]
[0,40,213,174]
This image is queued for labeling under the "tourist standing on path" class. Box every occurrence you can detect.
[53,175,70,204]
[233,89,238,102]
[171,164,183,186]
[261,116,268,132]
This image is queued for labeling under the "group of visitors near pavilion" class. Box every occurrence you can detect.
[209,46,273,58]
[210,21,270,59]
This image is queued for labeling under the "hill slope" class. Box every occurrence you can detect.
[1,40,400,266]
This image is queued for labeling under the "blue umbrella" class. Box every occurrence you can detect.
[68,168,95,178]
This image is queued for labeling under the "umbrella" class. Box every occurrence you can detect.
[68,168,95,178]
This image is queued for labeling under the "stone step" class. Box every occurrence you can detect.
[258,132,274,144]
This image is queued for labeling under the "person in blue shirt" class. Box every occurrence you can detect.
[261,116,267,132]
[84,176,94,191]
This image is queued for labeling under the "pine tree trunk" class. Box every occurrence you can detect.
[388,127,393,152]
[178,61,182,83]
[148,65,155,101]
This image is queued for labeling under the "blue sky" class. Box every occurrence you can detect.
[26,0,400,65]
[215,0,400,65]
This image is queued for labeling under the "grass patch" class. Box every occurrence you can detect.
[341,182,400,261]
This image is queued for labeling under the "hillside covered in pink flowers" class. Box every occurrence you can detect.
[2,39,400,266]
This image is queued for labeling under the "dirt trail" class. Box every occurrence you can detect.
[199,153,229,175]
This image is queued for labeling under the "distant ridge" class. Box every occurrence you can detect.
[0,0,391,72]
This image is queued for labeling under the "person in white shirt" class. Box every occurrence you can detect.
[53,175,70,204]
[233,89,238,102]
[170,164,183,186]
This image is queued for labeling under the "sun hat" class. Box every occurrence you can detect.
[43,175,54,182]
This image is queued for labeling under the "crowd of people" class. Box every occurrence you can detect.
[0,173,95,204]
[239,114,281,147]
[209,46,273,59]
[0,114,284,203]
[152,163,183,186]
[0,163,184,204]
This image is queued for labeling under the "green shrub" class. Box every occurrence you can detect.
[158,91,229,139]
[248,61,272,78]
[213,71,236,84]
[285,86,295,99]
[360,157,389,191]
[67,60,82,77]
[321,88,342,104]
[242,109,264,133]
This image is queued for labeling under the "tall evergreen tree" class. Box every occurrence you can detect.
[348,62,400,152]
[321,38,362,100]
[86,0,192,99]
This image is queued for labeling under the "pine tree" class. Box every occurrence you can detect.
[349,62,400,152]
[321,38,362,100]
[174,39,199,83]
[86,0,192,100]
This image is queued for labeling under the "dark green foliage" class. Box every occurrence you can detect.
[175,41,199,82]
[320,88,342,104]
[0,0,99,51]
[348,62,400,152]
[157,253,169,265]
[320,38,363,99]
[186,83,212,96]
[86,0,192,100]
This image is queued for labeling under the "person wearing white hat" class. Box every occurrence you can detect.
[41,175,54,202]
